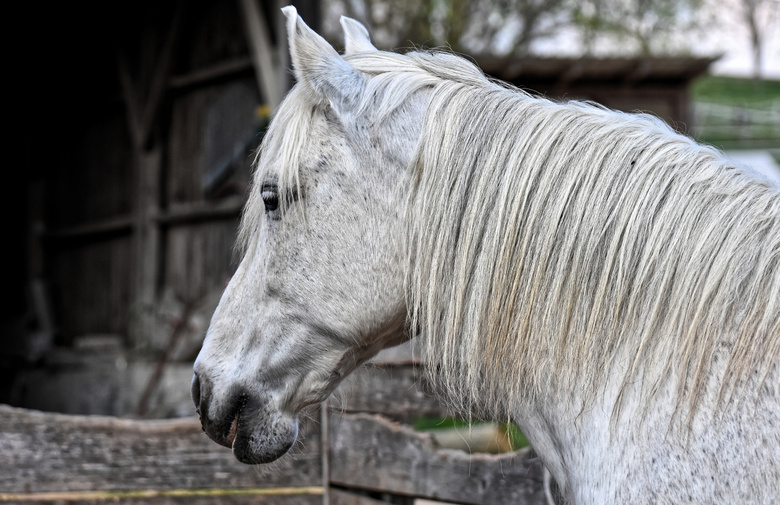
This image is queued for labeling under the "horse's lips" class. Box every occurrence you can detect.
[233,411,299,465]
[227,416,239,448]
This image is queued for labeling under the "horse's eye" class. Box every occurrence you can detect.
[261,186,279,213]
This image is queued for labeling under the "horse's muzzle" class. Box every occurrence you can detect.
[190,371,298,464]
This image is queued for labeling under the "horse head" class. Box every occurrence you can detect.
[191,7,421,464]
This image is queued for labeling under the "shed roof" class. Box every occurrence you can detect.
[475,56,719,89]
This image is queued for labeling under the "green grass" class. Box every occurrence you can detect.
[504,422,530,449]
[691,75,780,107]
[690,75,780,149]
[413,416,473,431]
[413,417,530,451]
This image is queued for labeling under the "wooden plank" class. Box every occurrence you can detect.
[158,197,244,226]
[415,501,459,505]
[118,6,181,350]
[166,77,256,205]
[117,4,181,151]
[163,222,237,305]
[131,148,163,349]
[200,80,260,197]
[0,488,323,505]
[167,86,210,204]
[328,414,546,505]
[47,112,132,230]
[332,365,449,420]
[330,488,399,505]
[169,57,254,90]
[46,215,133,241]
[369,341,420,365]
[50,237,133,339]
[0,405,321,494]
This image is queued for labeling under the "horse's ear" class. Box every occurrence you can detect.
[340,16,377,53]
[282,6,364,116]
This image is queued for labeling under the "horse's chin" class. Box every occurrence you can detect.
[231,409,299,465]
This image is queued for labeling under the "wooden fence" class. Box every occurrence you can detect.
[691,101,780,148]
[0,343,549,505]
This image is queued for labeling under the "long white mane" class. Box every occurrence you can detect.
[400,52,780,423]
[244,48,780,424]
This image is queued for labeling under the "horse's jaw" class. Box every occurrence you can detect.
[192,319,407,465]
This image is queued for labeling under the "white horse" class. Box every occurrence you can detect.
[192,6,780,504]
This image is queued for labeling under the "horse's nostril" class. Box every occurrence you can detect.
[191,372,201,412]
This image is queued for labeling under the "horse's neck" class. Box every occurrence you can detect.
[512,369,672,502]
[512,344,779,503]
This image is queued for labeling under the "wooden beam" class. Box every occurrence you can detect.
[169,57,254,90]
[556,61,584,88]
[237,0,283,111]
[118,53,145,151]
[117,4,183,349]
[131,148,163,349]
[44,196,244,243]
[623,60,653,86]
[45,215,134,241]
[118,2,182,151]
[0,487,324,502]
[0,405,322,494]
[330,488,403,505]
[332,364,449,420]
[157,196,245,226]
[328,413,546,505]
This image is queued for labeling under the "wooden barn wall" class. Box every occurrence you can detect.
[51,238,133,339]
[5,0,320,416]
[167,70,259,205]
[164,222,239,305]
[41,0,261,346]
[165,77,260,305]
[47,111,133,229]
[46,112,133,341]
[177,0,257,72]
[168,88,214,205]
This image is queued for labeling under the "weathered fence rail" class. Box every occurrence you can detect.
[1,343,548,505]
[0,405,322,504]
[329,414,543,505]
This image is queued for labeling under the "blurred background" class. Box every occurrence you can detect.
[2,0,779,421]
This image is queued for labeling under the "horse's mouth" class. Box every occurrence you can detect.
[222,396,299,465]
[194,377,299,465]
[227,415,239,448]
[202,393,246,450]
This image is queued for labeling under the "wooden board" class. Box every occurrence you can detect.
[330,488,398,505]
[332,365,449,420]
[0,490,323,505]
[369,341,420,365]
[0,405,321,494]
[328,413,546,505]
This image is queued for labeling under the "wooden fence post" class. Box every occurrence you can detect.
[118,3,181,350]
